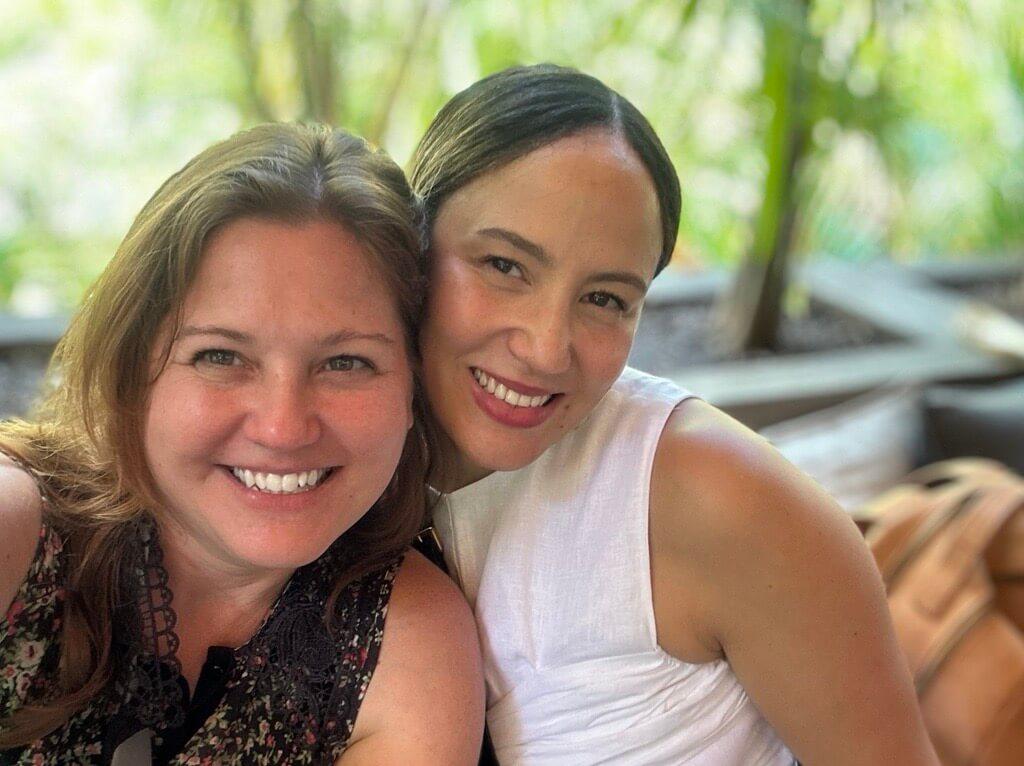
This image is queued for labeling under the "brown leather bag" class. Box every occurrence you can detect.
[860,459,1024,766]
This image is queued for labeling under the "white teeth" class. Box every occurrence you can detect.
[471,368,553,408]
[231,467,329,494]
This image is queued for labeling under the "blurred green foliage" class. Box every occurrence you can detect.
[0,0,1021,315]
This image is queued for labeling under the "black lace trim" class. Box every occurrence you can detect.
[244,580,340,736]
[108,518,399,755]
[110,518,186,730]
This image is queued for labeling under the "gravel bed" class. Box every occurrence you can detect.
[954,278,1024,321]
[629,298,894,375]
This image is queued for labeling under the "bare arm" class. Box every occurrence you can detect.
[0,454,44,614]
[650,399,938,766]
[338,549,485,765]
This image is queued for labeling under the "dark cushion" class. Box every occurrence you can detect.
[921,379,1024,472]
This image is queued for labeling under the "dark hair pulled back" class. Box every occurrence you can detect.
[409,63,681,275]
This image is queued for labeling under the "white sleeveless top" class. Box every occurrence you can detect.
[434,367,794,765]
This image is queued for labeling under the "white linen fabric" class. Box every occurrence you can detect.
[434,367,795,765]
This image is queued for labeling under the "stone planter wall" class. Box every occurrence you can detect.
[631,259,1024,428]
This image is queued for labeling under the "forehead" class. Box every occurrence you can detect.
[180,217,403,332]
[435,131,663,278]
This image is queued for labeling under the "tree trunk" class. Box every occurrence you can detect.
[290,0,340,124]
[231,0,276,122]
[365,0,433,145]
[712,0,811,354]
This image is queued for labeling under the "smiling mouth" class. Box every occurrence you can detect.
[472,368,556,408]
[225,466,336,494]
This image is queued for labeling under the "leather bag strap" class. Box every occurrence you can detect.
[876,483,977,586]
[913,484,1024,616]
[903,458,1013,489]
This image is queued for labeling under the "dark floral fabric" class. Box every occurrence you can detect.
[1,519,401,765]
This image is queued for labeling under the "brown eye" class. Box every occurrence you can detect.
[485,256,523,278]
[583,292,627,312]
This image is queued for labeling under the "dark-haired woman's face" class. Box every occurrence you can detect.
[419,132,662,485]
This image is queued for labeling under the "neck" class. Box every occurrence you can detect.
[432,430,494,493]
[155,518,293,644]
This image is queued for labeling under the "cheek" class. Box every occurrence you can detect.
[577,323,635,391]
[333,389,414,457]
[144,379,239,467]
[545,324,634,434]
[421,263,492,360]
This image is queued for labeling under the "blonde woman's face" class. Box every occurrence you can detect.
[419,132,663,485]
[144,217,413,575]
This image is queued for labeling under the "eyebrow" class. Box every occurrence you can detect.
[477,227,650,294]
[175,325,396,347]
[588,270,650,294]
[477,227,552,267]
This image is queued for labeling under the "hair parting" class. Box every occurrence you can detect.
[409,63,681,275]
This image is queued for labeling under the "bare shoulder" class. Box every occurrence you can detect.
[382,549,481,662]
[650,397,873,639]
[0,453,45,614]
[650,400,937,764]
[651,397,863,565]
[649,397,860,660]
[339,549,484,765]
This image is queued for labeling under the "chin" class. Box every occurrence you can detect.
[229,532,336,572]
[245,548,327,573]
[468,441,547,475]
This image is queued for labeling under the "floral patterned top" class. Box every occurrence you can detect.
[1,517,402,765]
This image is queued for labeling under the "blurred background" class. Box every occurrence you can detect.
[1,0,1022,502]
[1,0,1021,312]
[4,5,1022,759]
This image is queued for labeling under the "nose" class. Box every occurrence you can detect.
[506,306,574,376]
[244,372,321,451]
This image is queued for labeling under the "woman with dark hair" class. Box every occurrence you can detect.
[411,64,938,765]
[0,123,483,764]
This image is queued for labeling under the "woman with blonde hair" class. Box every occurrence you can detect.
[0,123,483,764]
